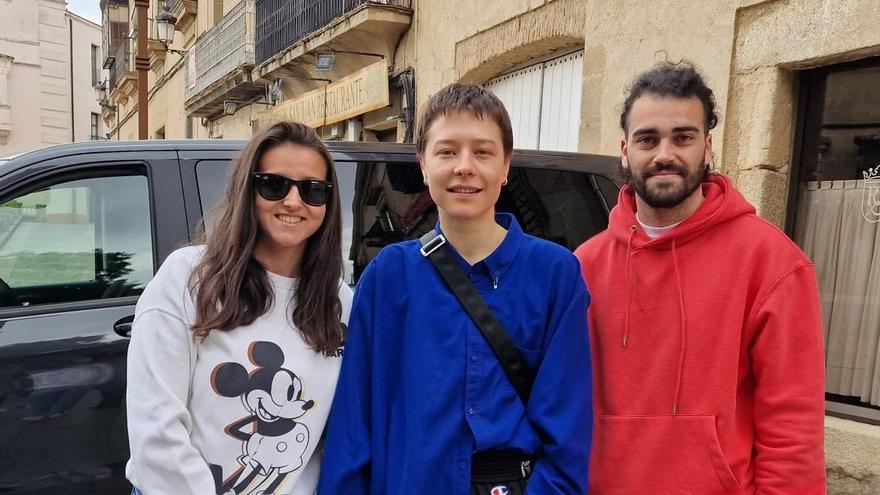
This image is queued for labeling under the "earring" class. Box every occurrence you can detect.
[502,178,508,186]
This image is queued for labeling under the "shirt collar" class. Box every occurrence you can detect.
[434,212,524,277]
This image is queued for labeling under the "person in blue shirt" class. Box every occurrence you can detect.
[318,83,593,495]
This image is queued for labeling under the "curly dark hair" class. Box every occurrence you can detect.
[620,62,718,134]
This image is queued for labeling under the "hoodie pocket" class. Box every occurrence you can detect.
[590,414,739,494]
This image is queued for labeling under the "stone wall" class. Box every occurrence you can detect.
[399,0,585,104]
[454,0,586,84]
[723,0,880,225]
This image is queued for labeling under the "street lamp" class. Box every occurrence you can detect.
[94,79,116,109]
[134,0,150,139]
[94,80,107,104]
[155,5,177,45]
[132,0,179,139]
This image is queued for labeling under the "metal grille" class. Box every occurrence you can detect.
[255,0,412,65]
[109,38,133,91]
[165,0,182,10]
[184,0,255,101]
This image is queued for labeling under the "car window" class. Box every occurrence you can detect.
[194,159,617,286]
[594,173,620,207]
[194,160,229,236]
[347,161,618,282]
[0,173,153,309]
[501,168,614,247]
[195,160,359,284]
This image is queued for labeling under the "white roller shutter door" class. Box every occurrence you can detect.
[486,65,543,149]
[486,50,583,152]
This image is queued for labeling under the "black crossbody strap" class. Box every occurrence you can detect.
[419,230,534,404]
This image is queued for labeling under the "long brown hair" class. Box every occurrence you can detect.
[189,121,344,355]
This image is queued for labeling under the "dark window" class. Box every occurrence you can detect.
[90,113,100,140]
[191,160,616,286]
[193,160,229,235]
[0,172,154,309]
[186,117,193,139]
[91,44,100,87]
[346,161,616,281]
[788,57,880,418]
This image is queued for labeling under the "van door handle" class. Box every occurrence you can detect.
[114,315,135,338]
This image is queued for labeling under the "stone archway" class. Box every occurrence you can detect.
[453,0,586,84]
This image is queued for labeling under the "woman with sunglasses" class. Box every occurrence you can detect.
[125,121,351,495]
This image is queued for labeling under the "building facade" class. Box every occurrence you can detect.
[102,1,880,491]
[0,0,103,157]
[99,0,206,140]
[69,11,105,143]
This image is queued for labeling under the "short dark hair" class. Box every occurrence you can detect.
[416,83,514,157]
[620,62,718,134]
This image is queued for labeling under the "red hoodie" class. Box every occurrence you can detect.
[575,175,825,494]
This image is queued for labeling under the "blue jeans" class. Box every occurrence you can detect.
[132,490,143,495]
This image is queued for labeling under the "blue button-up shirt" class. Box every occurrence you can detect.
[318,213,592,494]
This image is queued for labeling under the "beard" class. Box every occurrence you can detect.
[621,161,708,209]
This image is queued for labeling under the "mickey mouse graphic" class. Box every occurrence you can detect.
[210,341,313,495]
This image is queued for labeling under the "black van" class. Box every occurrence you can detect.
[0,140,620,494]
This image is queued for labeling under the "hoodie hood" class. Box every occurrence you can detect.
[604,173,756,414]
[608,174,756,249]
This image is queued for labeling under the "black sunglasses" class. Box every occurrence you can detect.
[252,172,333,206]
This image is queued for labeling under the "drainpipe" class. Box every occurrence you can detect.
[69,17,75,141]
[134,0,149,139]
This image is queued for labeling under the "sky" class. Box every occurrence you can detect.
[67,0,102,24]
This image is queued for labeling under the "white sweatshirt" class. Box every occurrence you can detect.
[125,246,352,495]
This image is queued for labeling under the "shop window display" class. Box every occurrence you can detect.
[791,59,880,413]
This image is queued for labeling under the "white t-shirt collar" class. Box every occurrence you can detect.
[636,214,683,240]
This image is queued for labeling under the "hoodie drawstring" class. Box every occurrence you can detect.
[670,239,688,415]
[622,225,637,347]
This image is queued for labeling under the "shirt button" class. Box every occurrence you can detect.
[468,407,476,416]
[471,353,479,362]
[459,461,467,470]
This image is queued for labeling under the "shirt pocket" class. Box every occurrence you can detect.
[590,414,739,495]
[515,345,542,371]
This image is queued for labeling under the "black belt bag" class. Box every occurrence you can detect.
[470,451,533,495]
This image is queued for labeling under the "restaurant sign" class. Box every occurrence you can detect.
[259,61,389,129]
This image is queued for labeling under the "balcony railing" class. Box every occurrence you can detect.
[255,0,412,65]
[109,38,133,91]
[184,0,255,102]
[166,0,182,9]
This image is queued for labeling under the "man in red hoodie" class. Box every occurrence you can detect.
[574,63,826,494]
